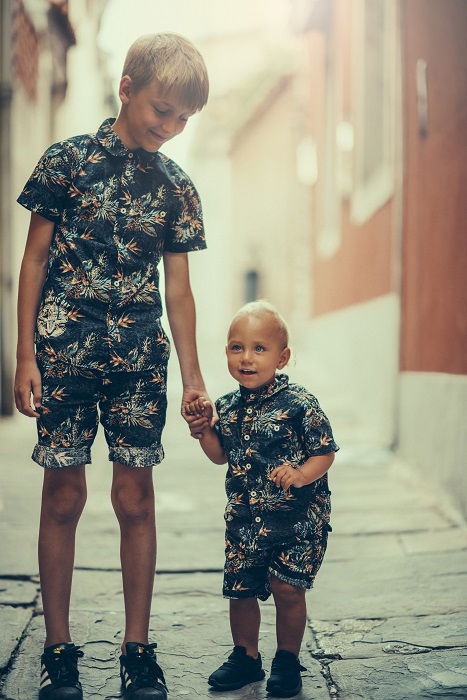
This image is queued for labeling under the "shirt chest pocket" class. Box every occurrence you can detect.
[68,179,117,225]
[247,417,294,453]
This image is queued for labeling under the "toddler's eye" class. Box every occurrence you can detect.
[154,107,169,115]
[255,345,265,352]
[230,344,242,352]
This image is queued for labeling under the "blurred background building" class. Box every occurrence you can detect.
[1,0,466,516]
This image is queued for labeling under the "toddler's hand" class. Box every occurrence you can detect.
[269,463,307,490]
[184,397,213,439]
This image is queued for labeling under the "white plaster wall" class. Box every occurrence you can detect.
[397,372,467,520]
[288,293,400,447]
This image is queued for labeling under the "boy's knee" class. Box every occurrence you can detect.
[270,576,305,605]
[43,482,87,524]
[111,482,154,524]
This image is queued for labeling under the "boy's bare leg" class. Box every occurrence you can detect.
[270,576,306,656]
[111,463,156,651]
[229,598,261,658]
[39,465,87,647]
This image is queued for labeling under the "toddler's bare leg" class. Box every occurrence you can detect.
[111,463,156,651]
[229,597,261,658]
[270,575,306,656]
[39,465,87,647]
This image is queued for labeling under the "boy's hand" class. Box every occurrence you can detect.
[183,396,214,439]
[181,389,217,427]
[269,463,307,490]
[14,359,42,418]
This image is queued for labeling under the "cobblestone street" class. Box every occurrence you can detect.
[1,390,466,699]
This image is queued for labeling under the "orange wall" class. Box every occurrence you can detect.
[400,0,467,374]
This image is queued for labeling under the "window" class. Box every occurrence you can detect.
[351,0,396,225]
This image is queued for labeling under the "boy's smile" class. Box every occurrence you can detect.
[113,77,196,153]
[226,314,290,390]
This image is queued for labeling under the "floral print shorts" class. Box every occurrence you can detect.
[223,522,331,600]
[33,362,168,469]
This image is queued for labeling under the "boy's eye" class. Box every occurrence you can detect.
[154,107,169,115]
[255,345,265,352]
[230,344,242,351]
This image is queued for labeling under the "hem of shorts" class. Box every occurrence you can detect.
[222,591,270,601]
[268,568,313,590]
[32,444,91,469]
[108,445,164,468]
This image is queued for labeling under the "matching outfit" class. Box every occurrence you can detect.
[215,374,338,599]
[18,117,206,469]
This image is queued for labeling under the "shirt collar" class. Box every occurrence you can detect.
[96,117,159,164]
[239,373,289,404]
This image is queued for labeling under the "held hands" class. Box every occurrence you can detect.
[182,395,215,439]
[269,462,307,490]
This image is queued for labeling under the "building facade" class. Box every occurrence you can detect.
[0,0,112,414]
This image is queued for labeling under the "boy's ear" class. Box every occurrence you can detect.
[277,347,291,370]
[119,75,132,104]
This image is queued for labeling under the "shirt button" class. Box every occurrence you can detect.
[246,463,251,470]
[120,207,127,214]
[255,517,261,523]
[128,152,134,159]
[274,425,280,431]
[114,280,120,287]
[244,434,250,441]
[246,408,253,414]
[249,394,255,399]
[251,491,257,496]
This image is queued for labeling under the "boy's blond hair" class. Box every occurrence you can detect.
[229,300,289,349]
[122,33,209,112]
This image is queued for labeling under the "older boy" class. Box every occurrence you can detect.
[15,33,209,699]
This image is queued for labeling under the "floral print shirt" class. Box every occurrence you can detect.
[17,117,206,376]
[215,374,339,549]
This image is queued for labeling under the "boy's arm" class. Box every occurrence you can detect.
[15,213,54,417]
[163,252,216,422]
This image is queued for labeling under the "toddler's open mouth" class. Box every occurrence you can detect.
[240,369,256,375]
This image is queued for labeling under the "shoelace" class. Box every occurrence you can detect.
[271,655,307,675]
[125,644,166,688]
[44,644,84,685]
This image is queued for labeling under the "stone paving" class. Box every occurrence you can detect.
[1,404,467,699]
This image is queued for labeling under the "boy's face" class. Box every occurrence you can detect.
[226,314,290,390]
[118,76,196,152]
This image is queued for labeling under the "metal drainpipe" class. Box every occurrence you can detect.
[0,0,14,415]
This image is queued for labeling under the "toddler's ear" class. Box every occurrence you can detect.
[277,347,291,369]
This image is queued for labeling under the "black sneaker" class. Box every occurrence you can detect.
[39,642,83,699]
[208,645,265,691]
[266,650,307,697]
[119,642,168,699]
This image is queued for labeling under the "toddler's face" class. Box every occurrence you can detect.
[120,78,195,152]
[226,315,290,390]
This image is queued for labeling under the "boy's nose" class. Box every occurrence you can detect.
[161,117,182,137]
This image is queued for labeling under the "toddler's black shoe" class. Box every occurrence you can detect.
[208,645,265,691]
[266,649,307,697]
[39,642,83,699]
[120,642,168,699]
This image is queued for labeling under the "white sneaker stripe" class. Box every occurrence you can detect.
[40,677,52,689]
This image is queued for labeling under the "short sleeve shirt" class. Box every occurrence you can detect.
[215,374,339,550]
[17,117,206,374]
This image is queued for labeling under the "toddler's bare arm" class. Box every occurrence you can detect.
[185,398,226,464]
